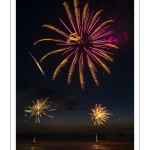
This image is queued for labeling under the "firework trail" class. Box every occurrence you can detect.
[89,104,110,126]
[24,97,56,123]
[34,0,119,89]
[89,103,111,142]
[23,47,45,76]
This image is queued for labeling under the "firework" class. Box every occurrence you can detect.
[89,104,110,126]
[23,47,45,76]
[28,51,45,77]
[34,0,119,89]
[24,97,56,123]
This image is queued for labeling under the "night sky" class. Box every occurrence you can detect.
[16,0,134,139]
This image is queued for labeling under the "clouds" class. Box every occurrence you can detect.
[16,84,82,111]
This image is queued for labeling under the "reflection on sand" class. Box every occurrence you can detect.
[19,146,42,150]
[92,144,111,150]
[18,145,111,150]
[16,140,133,150]
[31,147,34,150]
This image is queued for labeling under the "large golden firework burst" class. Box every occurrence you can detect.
[34,0,118,89]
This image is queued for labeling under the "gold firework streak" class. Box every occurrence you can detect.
[100,52,114,62]
[94,55,111,74]
[63,2,76,32]
[82,3,89,21]
[90,20,114,38]
[40,47,73,63]
[88,51,111,74]
[104,43,119,49]
[79,53,84,89]
[92,49,114,62]
[23,46,45,77]
[53,52,73,80]
[27,51,45,76]
[82,3,89,32]
[92,9,103,23]
[87,55,99,86]
[68,52,78,84]
[88,9,103,31]
[73,0,79,16]
[73,0,80,31]
[33,38,66,46]
[42,24,69,37]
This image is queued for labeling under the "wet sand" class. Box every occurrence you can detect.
[16,140,134,150]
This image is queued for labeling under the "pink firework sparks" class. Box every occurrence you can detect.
[34,0,119,89]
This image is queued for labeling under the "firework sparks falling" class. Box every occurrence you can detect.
[34,0,119,89]
[23,47,45,77]
[28,51,45,77]
[89,104,110,126]
[24,97,56,123]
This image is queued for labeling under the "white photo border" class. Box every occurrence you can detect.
[9,0,140,149]
[11,0,16,149]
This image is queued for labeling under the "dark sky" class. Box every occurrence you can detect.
[16,0,134,137]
